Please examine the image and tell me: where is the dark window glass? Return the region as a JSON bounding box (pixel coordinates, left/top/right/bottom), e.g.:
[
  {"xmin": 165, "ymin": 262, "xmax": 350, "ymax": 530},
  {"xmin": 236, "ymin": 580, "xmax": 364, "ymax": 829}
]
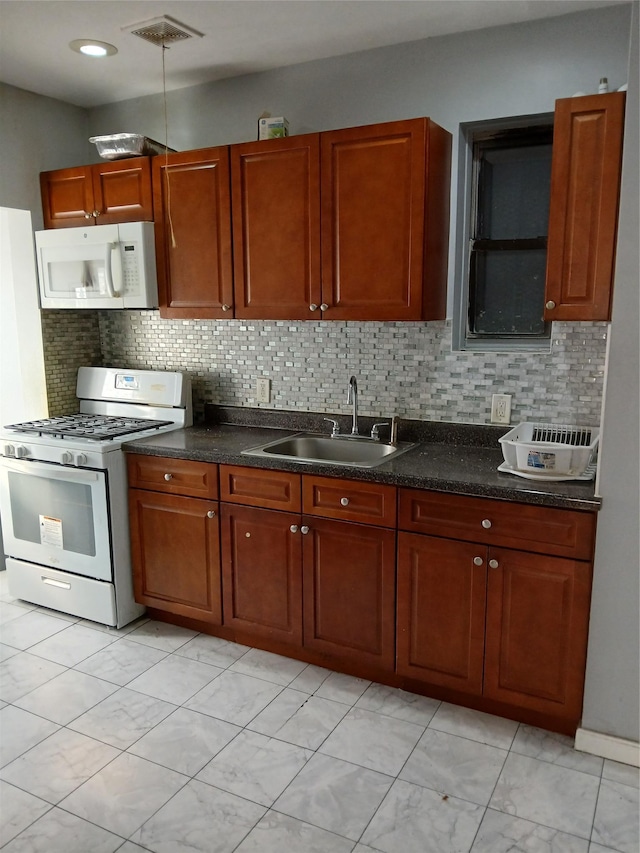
[{"xmin": 468, "ymin": 126, "xmax": 553, "ymax": 340}]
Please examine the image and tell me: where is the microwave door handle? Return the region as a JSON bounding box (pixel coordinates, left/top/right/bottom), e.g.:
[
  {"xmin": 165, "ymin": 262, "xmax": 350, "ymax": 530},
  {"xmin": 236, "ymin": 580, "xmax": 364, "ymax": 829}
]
[{"xmin": 104, "ymin": 242, "xmax": 118, "ymax": 298}]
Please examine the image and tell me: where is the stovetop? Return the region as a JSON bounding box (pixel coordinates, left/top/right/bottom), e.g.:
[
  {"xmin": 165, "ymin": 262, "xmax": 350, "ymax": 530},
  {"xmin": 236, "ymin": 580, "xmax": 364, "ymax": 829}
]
[{"xmin": 5, "ymin": 414, "xmax": 174, "ymax": 441}]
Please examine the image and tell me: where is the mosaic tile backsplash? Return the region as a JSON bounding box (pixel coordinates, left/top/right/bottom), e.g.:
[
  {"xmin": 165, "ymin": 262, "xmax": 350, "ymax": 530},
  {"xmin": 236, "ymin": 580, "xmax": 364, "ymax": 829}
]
[{"xmin": 40, "ymin": 310, "xmax": 607, "ymax": 427}]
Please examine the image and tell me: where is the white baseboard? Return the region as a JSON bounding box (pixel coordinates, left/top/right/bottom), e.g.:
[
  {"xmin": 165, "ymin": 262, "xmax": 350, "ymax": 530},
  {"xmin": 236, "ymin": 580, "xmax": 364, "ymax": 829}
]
[{"xmin": 575, "ymin": 727, "xmax": 640, "ymax": 767}]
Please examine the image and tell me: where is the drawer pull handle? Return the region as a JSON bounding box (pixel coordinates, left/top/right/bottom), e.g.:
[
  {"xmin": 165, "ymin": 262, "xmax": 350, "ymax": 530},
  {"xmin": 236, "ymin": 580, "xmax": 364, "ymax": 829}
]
[
  {"xmin": 300, "ymin": 525, "xmax": 310, "ymax": 535},
  {"xmin": 481, "ymin": 518, "xmax": 492, "ymax": 529},
  {"xmin": 473, "ymin": 557, "xmax": 484, "ymax": 566},
  {"xmin": 164, "ymin": 473, "xmax": 173, "ymax": 481},
  {"xmin": 42, "ymin": 577, "xmax": 71, "ymax": 589},
  {"xmin": 489, "ymin": 559, "xmax": 499, "ymax": 569},
  {"xmin": 340, "ymin": 497, "xmax": 350, "ymax": 507},
  {"xmin": 207, "ymin": 510, "xmax": 216, "ymax": 519},
  {"xmin": 290, "ymin": 525, "xmax": 299, "ymax": 533}
]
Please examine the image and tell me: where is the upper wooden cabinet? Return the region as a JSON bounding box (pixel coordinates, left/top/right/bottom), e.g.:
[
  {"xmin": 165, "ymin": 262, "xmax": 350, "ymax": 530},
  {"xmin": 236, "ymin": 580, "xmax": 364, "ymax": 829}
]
[
  {"xmin": 40, "ymin": 157, "xmax": 154, "ymax": 228},
  {"xmin": 148, "ymin": 119, "xmax": 451, "ymax": 320},
  {"xmin": 153, "ymin": 147, "xmax": 234, "ymax": 319},
  {"xmin": 231, "ymin": 135, "xmax": 322, "ymax": 320},
  {"xmin": 320, "ymin": 118, "xmax": 451, "ymax": 320},
  {"xmin": 545, "ymin": 92, "xmax": 626, "ymax": 321}
]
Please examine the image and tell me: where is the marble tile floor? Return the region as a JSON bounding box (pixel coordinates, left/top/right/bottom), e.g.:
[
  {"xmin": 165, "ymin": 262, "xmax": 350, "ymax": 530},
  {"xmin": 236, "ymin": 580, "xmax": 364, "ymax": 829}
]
[{"xmin": 0, "ymin": 574, "xmax": 638, "ymax": 853}]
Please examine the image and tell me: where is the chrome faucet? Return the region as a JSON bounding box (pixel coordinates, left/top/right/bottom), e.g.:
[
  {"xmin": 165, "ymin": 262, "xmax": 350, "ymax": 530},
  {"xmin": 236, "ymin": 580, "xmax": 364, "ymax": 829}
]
[{"xmin": 347, "ymin": 375, "xmax": 359, "ymax": 435}]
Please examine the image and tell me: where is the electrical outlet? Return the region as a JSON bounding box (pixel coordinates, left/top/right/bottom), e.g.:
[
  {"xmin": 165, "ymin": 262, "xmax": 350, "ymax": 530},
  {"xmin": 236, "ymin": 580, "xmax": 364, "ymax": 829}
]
[
  {"xmin": 256, "ymin": 377, "xmax": 271, "ymax": 404},
  {"xmin": 491, "ymin": 393, "xmax": 512, "ymax": 425}
]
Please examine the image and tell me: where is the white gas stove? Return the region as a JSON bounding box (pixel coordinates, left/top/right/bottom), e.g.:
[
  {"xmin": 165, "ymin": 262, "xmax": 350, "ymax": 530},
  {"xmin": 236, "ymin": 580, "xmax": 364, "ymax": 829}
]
[{"xmin": 0, "ymin": 367, "xmax": 192, "ymax": 628}]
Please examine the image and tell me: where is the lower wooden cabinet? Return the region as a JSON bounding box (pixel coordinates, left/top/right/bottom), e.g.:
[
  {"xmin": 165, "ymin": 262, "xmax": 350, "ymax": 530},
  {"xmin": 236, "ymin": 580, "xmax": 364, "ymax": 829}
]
[
  {"xmin": 484, "ymin": 546, "xmax": 592, "ymax": 721},
  {"xmin": 397, "ymin": 533, "xmax": 486, "ymax": 694},
  {"xmin": 302, "ymin": 516, "xmax": 396, "ymax": 671},
  {"xmin": 220, "ymin": 503, "xmax": 302, "ymax": 645},
  {"xmin": 397, "ymin": 530, "xmax": 593, "ymax": 722},
  {"xmin": 127, "ymin": 455, "xmax": 597, "ymax": 732},
  {"xmin": 128, "ymin": 488, "xmax": 222, "ymax": 624}
]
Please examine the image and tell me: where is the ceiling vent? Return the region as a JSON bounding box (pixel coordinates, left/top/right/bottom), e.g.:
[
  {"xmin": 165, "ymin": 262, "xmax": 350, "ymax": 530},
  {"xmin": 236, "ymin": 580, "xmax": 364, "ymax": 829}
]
[{"xmin": 123, "ymin": 15, "xmax": 204, "ymax": 47}]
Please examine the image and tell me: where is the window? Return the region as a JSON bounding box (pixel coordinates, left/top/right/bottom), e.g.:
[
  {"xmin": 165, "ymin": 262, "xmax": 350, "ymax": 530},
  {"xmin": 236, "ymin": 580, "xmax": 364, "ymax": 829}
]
[{"xmin": 454, "ymin": 118, "xmax": 554, "ymax": 351}]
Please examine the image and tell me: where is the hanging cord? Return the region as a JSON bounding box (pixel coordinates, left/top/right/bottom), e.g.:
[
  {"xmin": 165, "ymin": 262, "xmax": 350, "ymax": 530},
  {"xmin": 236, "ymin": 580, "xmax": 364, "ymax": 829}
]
[{"xmin": 162, "ymin": 41, "xmax": 177, "ymax": 248}]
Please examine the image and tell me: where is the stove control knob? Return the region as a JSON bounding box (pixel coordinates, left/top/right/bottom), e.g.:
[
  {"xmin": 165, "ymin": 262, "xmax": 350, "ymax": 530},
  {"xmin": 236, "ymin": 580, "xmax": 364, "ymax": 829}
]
[
  {"xmin": 61, "ymin": 451, "xmax": 73, "ymax": 464},
  {"xmin": 4, "ymin": 444, "xmax": 16, "ymax": 457},
  {"xmin": 14, "ymin": 445, "xmax": 29, "ymax": 459},
  {"xmin": 75, "ymin": 453, "xmax": 88, "ymax": 466}
]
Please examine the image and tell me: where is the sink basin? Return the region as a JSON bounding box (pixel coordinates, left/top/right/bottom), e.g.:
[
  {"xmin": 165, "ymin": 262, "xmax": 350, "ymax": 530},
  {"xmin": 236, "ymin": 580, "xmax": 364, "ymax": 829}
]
[{"xmin": 242, "ymin": 433, "xmax": 415, "ymax": 468}]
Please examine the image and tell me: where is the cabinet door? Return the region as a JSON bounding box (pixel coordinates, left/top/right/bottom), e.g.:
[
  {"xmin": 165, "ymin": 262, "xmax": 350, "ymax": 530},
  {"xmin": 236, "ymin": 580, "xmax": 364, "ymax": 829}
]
[
  {"xmin": 231, "ymin": 135, "xmax": 322, "ymax": 319},
  {"xmin": 93, "ymin": 157, "xmax": 153, "ymax": 224},
  {"xmin": 220, "ymin": 504, "xmax": 302, "ymax": 645},
  {"xmin": 484, "ymin": 547, "xmax": 592, "ymax": 721},
  {"xmin": 153, "ymin": 147, "xmax": 234, "ymax": 318},
  {"xmin": 129, "ymin": 489, "xmax": 222, "ymax": 624},
  {"xmin": 40, "ymin": 166, "xmax": 95, "ymax": 228},
  {"xmin": 303, "ymin": 517, "xmax": 396, "ymax": 671},
  {"xmin": 320, "ymin": 119, "xmax": 428, "ymax": 320},
  {"xmin": 397, "ymin": 532, "xmax": 486, "ymax": 694},
  {"xmin": 545, "ymin": 92, "xmax": 626, "ymax": 321}
]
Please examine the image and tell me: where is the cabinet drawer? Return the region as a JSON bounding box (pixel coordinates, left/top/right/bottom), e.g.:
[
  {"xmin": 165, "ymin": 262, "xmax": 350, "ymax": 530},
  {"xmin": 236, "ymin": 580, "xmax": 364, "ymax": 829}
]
[
  {"xmin": 220, "ymin": 465, "xmax": 301, "ymax": 511},
  {"xmin": 398, "ymin": 489, "xmax": 595, "ymax": 560},
  {"xmin": 127, "ymin": 454, "xmax": 218, "ymax": 499},
  {"xmin": 303, "ymin": 476, "xmax": 396, "ymax": 528}
]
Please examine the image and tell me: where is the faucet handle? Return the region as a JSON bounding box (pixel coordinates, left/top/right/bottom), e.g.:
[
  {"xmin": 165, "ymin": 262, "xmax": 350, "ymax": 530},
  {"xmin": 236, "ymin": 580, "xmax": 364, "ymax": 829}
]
[
  {"xmin": 370, "ymin": 422, "xmax": 390, "ymax": 441},
  {"xmin": 323, "ymin": 418, "xmax": 340, "ymax": 437}
]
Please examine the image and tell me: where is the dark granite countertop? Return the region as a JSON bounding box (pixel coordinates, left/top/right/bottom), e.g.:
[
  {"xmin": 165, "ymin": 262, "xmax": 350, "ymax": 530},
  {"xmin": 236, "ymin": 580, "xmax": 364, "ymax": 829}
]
[{"xmin": 123, "ymin": 408, "xmax": 601, "ymax": 512}]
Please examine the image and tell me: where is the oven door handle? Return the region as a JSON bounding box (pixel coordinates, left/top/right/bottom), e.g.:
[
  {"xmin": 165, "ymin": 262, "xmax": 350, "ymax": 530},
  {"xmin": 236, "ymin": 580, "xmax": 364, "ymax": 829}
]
[{"xmin": 1, "ymin": 457, "xmax": 102, "ymax": 483}]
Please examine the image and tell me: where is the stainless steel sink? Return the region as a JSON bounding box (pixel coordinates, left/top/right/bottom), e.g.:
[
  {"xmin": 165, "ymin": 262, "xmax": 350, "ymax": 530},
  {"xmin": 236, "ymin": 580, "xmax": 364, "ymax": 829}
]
[{"xmin": 242, "ymin": 433, "xmax": 415, "ymax": 468}]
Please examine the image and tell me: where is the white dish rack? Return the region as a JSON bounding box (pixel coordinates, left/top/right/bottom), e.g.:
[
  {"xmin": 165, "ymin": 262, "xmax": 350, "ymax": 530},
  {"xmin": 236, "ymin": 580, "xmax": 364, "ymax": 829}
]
[{"xmin": 499, "ymin": 422, "xmax": 599, "ymax": 481}]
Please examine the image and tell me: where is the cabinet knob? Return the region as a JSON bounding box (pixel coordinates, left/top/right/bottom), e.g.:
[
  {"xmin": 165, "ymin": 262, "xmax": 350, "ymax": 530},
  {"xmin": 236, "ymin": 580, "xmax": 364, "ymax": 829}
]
[
  {"xmin": 473, "ymin": 556, "xmax": 484, "ymax": 566},
  {"xmin": 221, "ymin": 304, "xmax": 231, "ymax": 312},
  {"xmin": 84, "ymin": 212, "xmax": 92, "ymax": 219},
  {"xmin": 207, "ymin": 510, "xmax": 216, "ymax": 519},
  {"xmin": 309, "ymin": 304, "xmax": 318, "ymax": 311},
  {"xmin": 300, "ymin": 525, "xmax": 310, "ymax": 535},
  {"xmin": 481, "ymin": 518, "xmax": 492, "ymax": 529},
  {"xmin": 290, "ymin": 525, "xmax": 299, "ymax": 533},
  {"xmin": 93, "ymin": 210, "xmax": 101, "ymax": 218},
  {"xmin": 164, "ymin": 473, "xmax": 173, "ymax": 481},
  {"xmin": 320, "ymin": 303, "xmax": 329, "ymax": 312},
  {"xmin": 340, "ymin": 497, "xmax": 350, "ymax": 507},
  {"xmin": 489, "ymin": 559, "xmax": 499, "ymax": 569},
  {"xmin": 245, "ymin": 532, "xmax": 251, "ymax": 538},
  {"xmin": 546, "ymin": 300, "xmax": 556, "ymax": 310}
]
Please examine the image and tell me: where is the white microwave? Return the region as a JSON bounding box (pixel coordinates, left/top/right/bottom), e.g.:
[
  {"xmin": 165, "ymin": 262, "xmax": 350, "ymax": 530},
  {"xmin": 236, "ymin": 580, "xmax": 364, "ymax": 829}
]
[{"xmin": 35, "ymin": 221, "xmax": 158, "ymax": 309}]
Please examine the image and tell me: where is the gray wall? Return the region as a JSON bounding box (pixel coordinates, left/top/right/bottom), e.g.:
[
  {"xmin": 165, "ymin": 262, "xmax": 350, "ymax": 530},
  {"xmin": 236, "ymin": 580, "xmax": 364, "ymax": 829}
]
[
  {"xmin": 0, "ymin": 83, "xmax": 92, "ymax": 230},
  {"xmin": 582, "ymin": 2, "xmax": 639, "ymax": 744}
]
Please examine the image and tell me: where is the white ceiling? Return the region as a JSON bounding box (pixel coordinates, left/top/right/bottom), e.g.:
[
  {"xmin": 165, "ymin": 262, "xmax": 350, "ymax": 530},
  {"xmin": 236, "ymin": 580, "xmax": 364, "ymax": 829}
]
[{"xmin": 0, "ymin": 0, "xmax": 627, "ymax": 108}]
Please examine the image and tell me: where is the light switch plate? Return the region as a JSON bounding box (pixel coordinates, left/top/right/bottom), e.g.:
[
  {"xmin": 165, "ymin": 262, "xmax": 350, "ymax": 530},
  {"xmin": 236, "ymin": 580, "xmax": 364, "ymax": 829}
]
[{"xmin": 256, "ymin": 377, "xmax": 271, "ymax": 404}]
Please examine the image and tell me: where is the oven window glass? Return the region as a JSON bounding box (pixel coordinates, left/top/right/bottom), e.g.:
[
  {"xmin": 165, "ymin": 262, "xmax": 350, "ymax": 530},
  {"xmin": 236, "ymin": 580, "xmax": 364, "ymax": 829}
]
[{"xmin": 8, "ymin": 472, "xmax": 97, "ymax": 556}]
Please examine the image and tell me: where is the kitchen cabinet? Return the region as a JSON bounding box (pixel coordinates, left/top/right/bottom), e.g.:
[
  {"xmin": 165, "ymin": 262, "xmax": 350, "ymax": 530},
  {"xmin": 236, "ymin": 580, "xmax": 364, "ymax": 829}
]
[
  {"xmin": 320, "ymin": 118, "xmax": 451, "ymax": 320},
  {"xmin": 219, "ymin": 466, "xmax": 396, "ymax": 669},
  {"xmin": 40, "ymin": 157, "xmax": 154, "ymax": 228},
  {"xmin": 545, "ymin": 91, "xmax": 626, "ymax": 321},
  {"xmin": 231, "ymin": 135, "xmax": 321, "ymax": 319},
  {"xmin": 153, "ymin": 147, "xmax": 234, "ymax": 319},
  {"xmin": 397, "ymin": 488, "xmax": 595, "ymax": 724},
  {"xmin": 220, "ymin": 466, "xmax": 302, "ymax": 645},
  {"xmin": 229, "ymin": 117, "xmax": 451, "ymax": 321},
  {"xmin": 127, "ymin": 455, "xmax": 222, "ymax": 624}
]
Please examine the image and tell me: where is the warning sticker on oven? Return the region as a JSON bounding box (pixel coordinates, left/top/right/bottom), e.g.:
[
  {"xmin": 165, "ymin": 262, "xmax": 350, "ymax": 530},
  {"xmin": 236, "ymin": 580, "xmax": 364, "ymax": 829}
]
[
  {"xmin": 40, "ymin": 515, "xmax": 63, "ymax": 549},
  {"xmin": 527, "ymin": 451, "xmax": 557, "ymax": 470}
]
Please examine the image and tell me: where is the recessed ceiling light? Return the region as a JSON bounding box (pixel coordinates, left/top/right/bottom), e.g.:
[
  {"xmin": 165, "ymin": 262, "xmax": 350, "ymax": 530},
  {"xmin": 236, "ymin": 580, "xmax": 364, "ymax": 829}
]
[{"xmin": 69, "ymin": 39, "xmax": 118, "ymax": 58}]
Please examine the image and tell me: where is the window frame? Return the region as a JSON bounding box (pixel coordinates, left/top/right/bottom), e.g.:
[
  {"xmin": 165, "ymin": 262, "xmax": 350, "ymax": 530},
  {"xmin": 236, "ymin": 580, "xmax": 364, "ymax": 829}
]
[{"xmin": 452, "ymin": 113, "xmax": 554, "ymax": 353}]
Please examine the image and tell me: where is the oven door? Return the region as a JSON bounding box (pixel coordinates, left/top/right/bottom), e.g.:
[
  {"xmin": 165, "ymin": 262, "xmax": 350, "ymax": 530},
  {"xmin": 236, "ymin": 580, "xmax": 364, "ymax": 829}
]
[{"xmin": 0, "ymin": 458, "xmax": 112, "ymax": 581}]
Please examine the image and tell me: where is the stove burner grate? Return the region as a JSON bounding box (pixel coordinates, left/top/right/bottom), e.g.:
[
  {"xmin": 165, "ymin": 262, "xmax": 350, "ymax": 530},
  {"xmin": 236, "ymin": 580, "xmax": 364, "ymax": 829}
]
[{"xmin": 5, "ymin": 414, "xmax": 174, "ymax": 441}]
